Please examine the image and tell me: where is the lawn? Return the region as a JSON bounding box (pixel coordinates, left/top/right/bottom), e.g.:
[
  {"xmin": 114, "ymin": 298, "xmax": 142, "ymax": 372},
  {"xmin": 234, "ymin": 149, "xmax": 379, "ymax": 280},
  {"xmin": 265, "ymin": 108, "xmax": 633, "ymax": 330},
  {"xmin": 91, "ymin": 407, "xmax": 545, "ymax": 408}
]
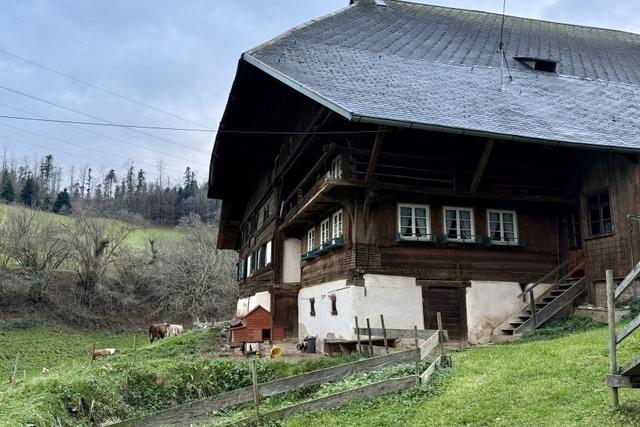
[
  {"xmin": 0, "ymin": 324, "xmax": 354, "ymax": 426},
  {"xmin": 282, "ymin": 319, "xmax": 640, "ymax": 427}
]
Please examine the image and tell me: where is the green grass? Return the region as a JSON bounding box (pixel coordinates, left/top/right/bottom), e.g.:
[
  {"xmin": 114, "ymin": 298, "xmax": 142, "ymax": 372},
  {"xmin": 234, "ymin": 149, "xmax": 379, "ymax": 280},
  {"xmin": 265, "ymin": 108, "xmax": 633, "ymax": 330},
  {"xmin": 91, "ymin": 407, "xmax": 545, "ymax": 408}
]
[
  {"xmin": 280, "ymin": 319, "xmax": 640, "ymax": 427},
  {"xmin": 0, "ymin": 324, "xmax": 355, "ymax": 427},
  {"xmin": 0, "ymin": 321, "xmax": 147, "ymax": 390},
  {"xmin": 0, "ymin": 203, "xmax": 183, "ymax": 249}
]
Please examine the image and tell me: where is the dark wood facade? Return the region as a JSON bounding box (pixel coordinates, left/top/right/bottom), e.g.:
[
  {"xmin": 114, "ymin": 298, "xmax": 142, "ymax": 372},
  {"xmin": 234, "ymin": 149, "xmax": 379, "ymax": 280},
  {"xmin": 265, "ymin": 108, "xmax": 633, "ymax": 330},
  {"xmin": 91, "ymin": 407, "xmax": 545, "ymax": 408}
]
[{"xmin": 211, "ymin": 64, "xmax": 640, "ymax": 311}]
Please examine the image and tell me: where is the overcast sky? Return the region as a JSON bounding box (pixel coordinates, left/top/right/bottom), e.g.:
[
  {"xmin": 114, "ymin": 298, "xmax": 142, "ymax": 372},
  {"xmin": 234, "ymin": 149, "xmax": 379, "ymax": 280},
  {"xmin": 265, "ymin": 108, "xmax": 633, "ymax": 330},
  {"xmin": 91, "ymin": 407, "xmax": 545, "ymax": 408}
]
[{"xmin": 1, "ymin": 0, "xmax": 639, "ymax": 184}]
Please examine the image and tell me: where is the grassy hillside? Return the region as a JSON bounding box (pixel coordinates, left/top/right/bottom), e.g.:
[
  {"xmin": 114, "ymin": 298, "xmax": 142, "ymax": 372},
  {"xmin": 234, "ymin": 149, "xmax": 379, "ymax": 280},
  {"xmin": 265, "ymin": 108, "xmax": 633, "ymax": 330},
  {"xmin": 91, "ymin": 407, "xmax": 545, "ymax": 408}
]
[
  {"xmin": 0, "ymin": 324, "xmax": 354, "ymax": 427},
  {"xmin": 282, "ymin": 319, "xmax": 640, "ymax": 426},
  {"xmin": 0, "ymin": 203, "xmax": 184, "ymax": 248}
]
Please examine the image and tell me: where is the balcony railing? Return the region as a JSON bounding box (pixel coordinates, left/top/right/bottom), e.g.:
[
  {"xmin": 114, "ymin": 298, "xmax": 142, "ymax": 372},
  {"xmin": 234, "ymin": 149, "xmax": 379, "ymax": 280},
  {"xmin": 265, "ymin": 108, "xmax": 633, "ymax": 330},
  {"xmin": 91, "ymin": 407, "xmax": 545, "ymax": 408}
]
[{"xmin": 301, "ymin": 236, "xmax": 344, "ymax": 260}]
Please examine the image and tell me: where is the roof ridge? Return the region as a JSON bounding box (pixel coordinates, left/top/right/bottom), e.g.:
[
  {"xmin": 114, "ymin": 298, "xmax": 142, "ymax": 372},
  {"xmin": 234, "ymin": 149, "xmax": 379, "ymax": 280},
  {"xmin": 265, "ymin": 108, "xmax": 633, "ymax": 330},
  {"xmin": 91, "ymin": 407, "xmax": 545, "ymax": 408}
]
[
  {"xmin": 387, "ymin": 0, "xmax": 640, "ymax": 38},
  {"xmin": 245, "ymin": 3, "xmax": 354, "ymax": 56}
]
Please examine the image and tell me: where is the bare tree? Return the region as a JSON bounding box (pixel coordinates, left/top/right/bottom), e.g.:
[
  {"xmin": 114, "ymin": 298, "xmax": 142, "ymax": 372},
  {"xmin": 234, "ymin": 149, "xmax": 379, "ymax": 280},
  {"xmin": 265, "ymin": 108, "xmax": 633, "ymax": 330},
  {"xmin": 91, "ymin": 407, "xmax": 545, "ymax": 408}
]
[
  {"xmin": 0, "ymin": 208, "xmax": 69, "ymax": 300},
  {"xmin": 159, "ymin": 214, "xmax": 237, "ymax": 321},
  {"xmin": 65, "ymin": 215, "xmax": 136, "ymax": 305}
]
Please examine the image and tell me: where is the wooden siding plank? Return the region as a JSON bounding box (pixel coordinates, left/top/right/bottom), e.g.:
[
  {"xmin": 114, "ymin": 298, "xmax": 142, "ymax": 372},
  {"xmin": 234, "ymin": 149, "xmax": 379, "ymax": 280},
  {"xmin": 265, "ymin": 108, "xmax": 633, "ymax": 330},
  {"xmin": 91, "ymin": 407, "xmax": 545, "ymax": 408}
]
[
  {"xmin": 420, "ymin": 355, "xmax": 442, "ymax": 384},
  {"xmin": 419, "ymin": 331, "xmax": 439, "ymax": 360}
]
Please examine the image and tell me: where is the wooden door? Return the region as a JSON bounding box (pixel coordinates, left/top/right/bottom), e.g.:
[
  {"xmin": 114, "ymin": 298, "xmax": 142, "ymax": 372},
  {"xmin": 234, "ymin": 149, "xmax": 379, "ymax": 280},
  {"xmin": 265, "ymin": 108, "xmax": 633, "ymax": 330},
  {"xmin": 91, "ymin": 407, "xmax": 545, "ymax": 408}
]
[
  {"xmin": 272, "ymin": 295, "xmax": 298, "ymax": 338},
  {"xmin": 423, "ymin": 286, "xmax": 467, "ymax": 342}
]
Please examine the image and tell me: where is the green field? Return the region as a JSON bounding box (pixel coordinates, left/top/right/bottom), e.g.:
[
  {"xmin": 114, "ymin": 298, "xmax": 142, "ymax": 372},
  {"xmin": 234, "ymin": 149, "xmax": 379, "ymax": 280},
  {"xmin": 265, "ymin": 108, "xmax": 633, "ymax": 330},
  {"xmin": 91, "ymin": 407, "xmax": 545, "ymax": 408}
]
[
  {"xmin": 0, "ymin": 203, "xmax": 184, "ymax": 249},
  {"xmin": 281, "ymin": 319, "xmax": 640, "ymax": 427}
]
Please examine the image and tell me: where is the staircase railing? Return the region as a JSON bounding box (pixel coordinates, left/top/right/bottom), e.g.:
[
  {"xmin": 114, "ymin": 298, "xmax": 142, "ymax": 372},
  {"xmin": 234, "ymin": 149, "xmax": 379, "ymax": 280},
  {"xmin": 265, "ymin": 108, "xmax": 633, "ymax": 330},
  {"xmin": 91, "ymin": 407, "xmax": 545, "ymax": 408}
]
[
  {"xmin": 517, "ymin": 252, "xmax": 585, "ymax": 328},
  {"xmin": 606, "ymin": 262, "xmax": 640, "ymax": 408}
]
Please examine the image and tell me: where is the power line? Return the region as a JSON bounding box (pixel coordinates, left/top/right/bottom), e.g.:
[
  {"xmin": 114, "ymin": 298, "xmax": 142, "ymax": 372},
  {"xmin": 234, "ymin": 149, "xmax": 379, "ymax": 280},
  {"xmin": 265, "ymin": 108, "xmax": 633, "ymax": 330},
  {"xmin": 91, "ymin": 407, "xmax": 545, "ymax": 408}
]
[
  {"xmin": 0, "ymin": 83, "xmax": 207, "ymax": 152},
  {"xmin": 0, "ymin": 114, "xmax": 388, "ymax": 135},
  {"xmin": 0, "ymin": 47, "xmax": 211, "ymax": 129},
  {"xmin": 0, "ymin": 124, "xmax": 186, "ymax": 175},
  {"xmin": 0, "ymin": 103, "xmax": 208, "ymax": 166}
]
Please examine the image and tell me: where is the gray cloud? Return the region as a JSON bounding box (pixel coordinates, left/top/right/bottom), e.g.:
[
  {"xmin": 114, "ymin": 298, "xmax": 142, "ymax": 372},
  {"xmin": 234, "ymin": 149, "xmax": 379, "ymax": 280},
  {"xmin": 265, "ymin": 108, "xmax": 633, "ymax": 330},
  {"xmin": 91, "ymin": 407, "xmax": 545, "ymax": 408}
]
[{"xmin": 0, "ymin": 0, "xmax": 637, "ymax": 182}]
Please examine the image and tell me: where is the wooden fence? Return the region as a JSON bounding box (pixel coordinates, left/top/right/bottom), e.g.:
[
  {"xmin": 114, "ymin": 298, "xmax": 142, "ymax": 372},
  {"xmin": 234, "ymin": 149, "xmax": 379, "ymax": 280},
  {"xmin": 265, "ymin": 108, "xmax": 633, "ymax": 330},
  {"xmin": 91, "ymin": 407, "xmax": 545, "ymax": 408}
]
[{"xmin": 110, "ymin": 325, "xmax": 446, "ymax": 426}]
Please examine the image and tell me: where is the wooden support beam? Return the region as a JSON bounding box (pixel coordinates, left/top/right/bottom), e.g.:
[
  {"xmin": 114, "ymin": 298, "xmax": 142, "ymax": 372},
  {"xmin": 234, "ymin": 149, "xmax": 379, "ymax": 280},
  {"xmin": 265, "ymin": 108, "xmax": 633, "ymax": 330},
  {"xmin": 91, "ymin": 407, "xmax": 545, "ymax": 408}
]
[
  {"xmin": 607, "ymin": 374, "xmax": 640, "ymax": 388},
  {"xmin": 365, "ymin": 126, "xmax": 384, "ymax": 182},
  {"xmin": 607, "ymin": 269, "xmax": 619, "ymax": 408},
  {"xmin": 470, "ymin": 138, "xmax": 495, "ymax": 192}
]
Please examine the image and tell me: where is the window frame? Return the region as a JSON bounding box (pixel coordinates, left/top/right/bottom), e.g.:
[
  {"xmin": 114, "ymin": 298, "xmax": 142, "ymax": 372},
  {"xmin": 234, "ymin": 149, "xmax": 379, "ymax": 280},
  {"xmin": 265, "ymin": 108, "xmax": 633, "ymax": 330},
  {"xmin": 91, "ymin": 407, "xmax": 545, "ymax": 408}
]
[
  {"xmin": 332, "ymin": 209, "xmax": 343, "ymax": 239},
  {"xmin": 329, "ymin": 294, "xmax": 338, "ymax": 316},
  {"xmin": 442, "ymin": 206, "xmax": 476, "ymax": 243},
  {"xmin": 246, "ymin": 254, "xmax": 253, "ymax": 276},
  {"xmin": 587, "ymin": 190, "xmax": 613, "ymax": 237},
  {"xmin": 265, "ymin": 241, "xmax": 272, "ymax": 265},
  {"xmin": 307, "ymin": 227, "xmax": 316, "ymax": 251},
  {"xmin": 330, "ymin": 156, "xmax": 342, "ymax": 179},
  {"xmin": 486, "ymin": 209, "xmax": 519, "ymax": 245},
  {"xmin": 320, "ymin": 218, "xmax": 330, "ymax": 244},
  {"xmin": 397, "ymin": 203, "xmax": 431, "ymax": 241}
]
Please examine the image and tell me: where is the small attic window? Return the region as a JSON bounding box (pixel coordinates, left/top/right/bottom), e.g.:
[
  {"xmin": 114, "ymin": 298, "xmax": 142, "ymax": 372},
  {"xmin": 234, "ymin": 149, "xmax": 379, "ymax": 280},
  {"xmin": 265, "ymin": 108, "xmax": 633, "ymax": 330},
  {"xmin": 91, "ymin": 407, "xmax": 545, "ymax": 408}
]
[{"xmin": 514, "ymin": 57, "xmax": 558, "ymax": 73}]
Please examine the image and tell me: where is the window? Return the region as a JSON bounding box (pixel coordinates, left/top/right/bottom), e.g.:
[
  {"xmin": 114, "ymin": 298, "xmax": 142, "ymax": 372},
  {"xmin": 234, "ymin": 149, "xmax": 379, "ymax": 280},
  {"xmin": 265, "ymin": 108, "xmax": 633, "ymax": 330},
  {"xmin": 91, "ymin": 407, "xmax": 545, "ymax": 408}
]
[
  {"xmin": 246, "ymin": 254, "xmax": 253, "ymax": 276},
  {"xmin": 330, "ymin": 156, "xmax": 342, "ymax": 179},
  {"xmin": 487, "ymin": 209, "xmax": 518, "ymax": 245},
  {"xmin": 588, "ymin": 191, "xmax": 612, "ymax": 236},
  {"xmin": 443, "ymin": 207, "xmax": 475, "ymax": 242},
  {"xmin": 397, "ymin": 204, "xmax": 431, "ymax": 240},
  {"xmin": 237, "ymin": 259, "xmax": 246, "ymax": 281},
  {"xmin": 307, "ymin": 227, "xmax": 316, "ymax": 251},
  {"xmin": 332, "ymin": 209, "xmax": 343, "ymax": 238},
  {"xmin": 567, "ymin": 212, "xmax": 582, "ymax": 248},
  {"xmin": 257, "ymin": 246, "xmax": 264, "ymax": 270},
  {"xmin": 329, "ymin": 294, "xmax": 337, "ymax": 316},
  {"xmin": 309, "ymin": 297, "xmax": 316, "ymax": 316},
  {"xmin": 320, "ymin": 218, "xmax": 330, "ymax": 244},
  {"xmin": 265, "ymin": 241, "xmax": 272, "ymax": 265}
]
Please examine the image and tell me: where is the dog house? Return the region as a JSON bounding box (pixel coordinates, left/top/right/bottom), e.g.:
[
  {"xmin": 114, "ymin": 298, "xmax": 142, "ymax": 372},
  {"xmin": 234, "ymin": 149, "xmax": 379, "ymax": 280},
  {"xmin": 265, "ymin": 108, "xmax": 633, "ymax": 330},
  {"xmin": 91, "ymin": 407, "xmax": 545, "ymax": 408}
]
[{"xmin": 230, "ymin": 305, "xmax": 285, "ymax": 344}]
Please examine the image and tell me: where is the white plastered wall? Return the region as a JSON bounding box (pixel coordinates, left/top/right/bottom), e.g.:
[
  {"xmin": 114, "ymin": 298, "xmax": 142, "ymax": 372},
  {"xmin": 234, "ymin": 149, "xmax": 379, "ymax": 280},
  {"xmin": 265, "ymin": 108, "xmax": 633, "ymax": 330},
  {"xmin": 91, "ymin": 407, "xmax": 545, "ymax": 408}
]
[
  {"xmin": 282, "ymin": 238, "xmax": 302, "ymax": 283},
  {"xmin": 297, "ymin": 274, "xmax": 424, "ymax": 351},
  {"xmin": 466, "ymin": 281, "xmax": 552, "ymax": 344},
  {"xmin": 236, "ymin": 291, "xmax": 271, "ymax": 316}
]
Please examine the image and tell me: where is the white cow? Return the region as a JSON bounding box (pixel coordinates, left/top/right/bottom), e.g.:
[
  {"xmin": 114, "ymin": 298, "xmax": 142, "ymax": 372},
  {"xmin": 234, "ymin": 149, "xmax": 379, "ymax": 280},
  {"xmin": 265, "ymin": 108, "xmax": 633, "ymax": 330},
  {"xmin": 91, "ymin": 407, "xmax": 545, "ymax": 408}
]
[{"xmin": 166, "ymin": 324, "xmax": 184, "ymax": 337}]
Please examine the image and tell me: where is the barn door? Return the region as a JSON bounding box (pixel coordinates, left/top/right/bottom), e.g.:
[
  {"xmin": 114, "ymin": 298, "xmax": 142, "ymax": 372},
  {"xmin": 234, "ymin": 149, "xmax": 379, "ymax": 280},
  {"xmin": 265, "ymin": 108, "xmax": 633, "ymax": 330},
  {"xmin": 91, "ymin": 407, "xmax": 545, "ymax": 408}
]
[
  {"xmin": 272, "ymin": 294, "xmax": 298, "ymax": 338},
  {"xmin": 422, "ymin": 286, "xmax": 467, "ymax": 342}
]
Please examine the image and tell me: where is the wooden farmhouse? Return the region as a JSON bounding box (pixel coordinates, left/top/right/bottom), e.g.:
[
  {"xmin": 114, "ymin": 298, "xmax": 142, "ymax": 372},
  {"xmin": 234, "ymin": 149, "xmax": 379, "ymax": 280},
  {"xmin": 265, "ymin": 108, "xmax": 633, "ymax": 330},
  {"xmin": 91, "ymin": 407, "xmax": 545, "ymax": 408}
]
[{"xmin": 208, "ymin": 0, "xmax": 640, "ymax": 350}]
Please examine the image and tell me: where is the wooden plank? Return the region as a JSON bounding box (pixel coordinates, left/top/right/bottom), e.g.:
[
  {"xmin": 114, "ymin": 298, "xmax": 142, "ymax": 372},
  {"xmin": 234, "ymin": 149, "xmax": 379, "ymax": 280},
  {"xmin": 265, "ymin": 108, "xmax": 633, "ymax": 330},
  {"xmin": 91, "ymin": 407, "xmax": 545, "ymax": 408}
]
[
  {"xmin": 108, "ymin": 349, "xmax": 416, "ymax": 427},
  {"xmin": 607, "ymin": 269, "xmax": 619, "ymax": 409},
  {"xmin": 614, "ymin": 261, "xmax": 640, "ymax": 300},
  {"xmin": 226, "ymin": 376, "xmax": 416, "ymax": 427},
  {"xmin": 620, "ymin": 355, "xmax": 640, "ymax": 377},
  {"xmin": 420, "ymin": 355, "xmax": 442, "ymax": 384},
  {"xmin": 606, "ymin": 374, "xmax": 640, "ymax": 388},
  {"xmin": 365, "ymin": 126, "xmax": 384, "ymax": 182},
  {"xmin": 470, "ymin": 138, "xmax": 494, "ymax": 192},
  {"xmin": 617, "ymin": 313, "xmax": 640, "ymax": 345},
  {"xmin": 354, "ymin": 328, "xmax": 439, "ymax": 340},
  {"xmin": 419, "ymin": 329, "xmax": 439, "ymax": 360}
]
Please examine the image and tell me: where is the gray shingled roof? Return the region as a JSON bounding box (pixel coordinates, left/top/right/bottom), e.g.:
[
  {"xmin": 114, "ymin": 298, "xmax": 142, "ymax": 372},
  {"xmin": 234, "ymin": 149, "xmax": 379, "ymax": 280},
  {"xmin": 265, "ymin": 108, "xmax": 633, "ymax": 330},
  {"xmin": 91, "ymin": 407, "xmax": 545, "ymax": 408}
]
[{"xmin": 243, "ymin": 0, "xmax": 640, "ymax": 151}]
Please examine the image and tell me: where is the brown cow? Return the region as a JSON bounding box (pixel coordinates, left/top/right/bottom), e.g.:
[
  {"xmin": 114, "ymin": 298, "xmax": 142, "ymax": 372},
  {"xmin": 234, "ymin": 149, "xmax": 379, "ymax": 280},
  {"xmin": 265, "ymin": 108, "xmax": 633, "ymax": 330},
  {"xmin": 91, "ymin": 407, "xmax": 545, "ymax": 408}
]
[{"xmin": 149, "ymin": 323, "xmax": 169, "ymax": 343}]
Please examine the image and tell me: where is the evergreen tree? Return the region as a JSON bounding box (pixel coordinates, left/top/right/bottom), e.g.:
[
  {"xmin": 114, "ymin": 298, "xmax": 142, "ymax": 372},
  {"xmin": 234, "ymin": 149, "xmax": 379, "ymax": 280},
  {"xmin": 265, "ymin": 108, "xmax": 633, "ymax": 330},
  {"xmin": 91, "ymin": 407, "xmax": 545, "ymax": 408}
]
[
  {"xmin": 0, "ymin": 171, "xmax": 15, "ymax": 203},
  {"xmin": 20, "ymin": 176, "xmax": 39, "ymax": 207},
  {"xmin": 52, "ymin": 188, "xmax": 72, "ymax": 214}
]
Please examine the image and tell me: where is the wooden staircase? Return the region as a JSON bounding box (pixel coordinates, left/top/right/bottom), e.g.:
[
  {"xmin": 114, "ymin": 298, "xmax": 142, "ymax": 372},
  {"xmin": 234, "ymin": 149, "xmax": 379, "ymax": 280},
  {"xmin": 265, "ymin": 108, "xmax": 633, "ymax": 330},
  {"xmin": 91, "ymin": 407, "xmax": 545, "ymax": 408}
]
[{"xmin": 493, "ymin": 256, "xmax": 586, "ymax": 341}]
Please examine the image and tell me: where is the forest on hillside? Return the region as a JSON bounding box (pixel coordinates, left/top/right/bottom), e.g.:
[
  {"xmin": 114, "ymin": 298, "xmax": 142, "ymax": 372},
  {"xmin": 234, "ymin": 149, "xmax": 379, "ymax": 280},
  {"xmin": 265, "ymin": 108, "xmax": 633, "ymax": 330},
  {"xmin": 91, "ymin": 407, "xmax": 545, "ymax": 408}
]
[{"xmin": 0, "ymin": 152, "xmax": 219, "ymax": 224}]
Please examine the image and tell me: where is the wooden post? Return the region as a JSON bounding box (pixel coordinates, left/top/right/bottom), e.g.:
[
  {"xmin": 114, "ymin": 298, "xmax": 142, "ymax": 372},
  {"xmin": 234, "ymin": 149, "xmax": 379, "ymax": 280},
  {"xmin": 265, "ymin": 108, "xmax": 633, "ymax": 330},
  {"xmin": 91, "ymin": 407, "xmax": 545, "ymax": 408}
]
[
  {"xmin": 133, "ymin": 334, "xmax": 137, "ymax": 351},
  {"xmin": 380, "ymin": 314, "xmax": 389, "ymax": 354},
  {"xmin": 414, "ymin": 325, "xmax": 420, "ymax": 383},
  {"xmin": 607, "ymin": 269, "xmax": 619, "ymax": 408},
  {"xmin": 436, "ymin": 312, "xmax": 445, "ymax": 359},
  {"xmin": 366, "ymin": 318, "xmax": 373, "ymax": 355},
  {"xmin": 355, "ymin": 316, "xmax": 361, "ymax": 355},
  {"xmin": 251, "ymin": 359, "xmax": 260, "ymax": 417},
  {"xmin": 529, "ymin": 290, "xmax": 537, "ymax": 328},
  {"xmin": 10, "ymin": 353, "xmax": 19, "ymax": 388},
  {"xmin": 91, "ymin": 343, "xmax": 96, "ymax": 363}
]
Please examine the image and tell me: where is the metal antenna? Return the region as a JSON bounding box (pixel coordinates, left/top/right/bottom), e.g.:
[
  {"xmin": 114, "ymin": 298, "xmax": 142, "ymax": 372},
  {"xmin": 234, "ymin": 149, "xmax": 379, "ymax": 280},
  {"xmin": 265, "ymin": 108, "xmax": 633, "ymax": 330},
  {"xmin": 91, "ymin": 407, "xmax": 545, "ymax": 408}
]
[{"xmin": 498, "ymin": 0, "xmax": 510, "ymax": 91}]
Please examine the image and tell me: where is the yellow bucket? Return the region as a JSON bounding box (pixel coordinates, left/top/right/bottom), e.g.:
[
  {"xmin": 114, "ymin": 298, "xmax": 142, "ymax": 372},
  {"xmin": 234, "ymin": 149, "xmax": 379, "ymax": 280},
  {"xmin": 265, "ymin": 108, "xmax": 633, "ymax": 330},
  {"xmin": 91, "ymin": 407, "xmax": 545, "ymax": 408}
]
[{"xmin": 270, "ymin": 345, "xmax": 283, "ymax": 358}]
